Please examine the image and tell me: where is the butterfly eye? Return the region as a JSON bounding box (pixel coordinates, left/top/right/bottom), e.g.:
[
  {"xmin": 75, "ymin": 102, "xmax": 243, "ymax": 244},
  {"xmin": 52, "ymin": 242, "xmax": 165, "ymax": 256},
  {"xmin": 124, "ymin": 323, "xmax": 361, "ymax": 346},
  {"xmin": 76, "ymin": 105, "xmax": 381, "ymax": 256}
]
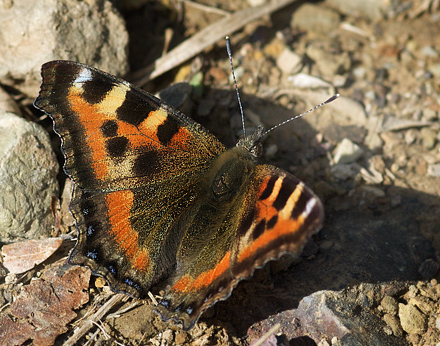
[{"xmin": 250, "ymin": 142, "xmax": 263, "ymax": 158}]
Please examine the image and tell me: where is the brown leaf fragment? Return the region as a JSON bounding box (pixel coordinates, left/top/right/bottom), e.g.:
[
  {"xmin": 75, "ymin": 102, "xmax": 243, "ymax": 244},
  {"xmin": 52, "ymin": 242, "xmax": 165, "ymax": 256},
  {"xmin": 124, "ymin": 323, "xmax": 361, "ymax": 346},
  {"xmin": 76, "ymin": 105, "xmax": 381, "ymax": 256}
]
[
  {"xmin": 0, "ymin": 314, "xmax": 35, "ymax": 346},
  {"xmin": 0, "ymin": 260, "xmax": 90, "ymax": 346},
  {"xmin": 2, "ymin": 238, "xmax": 63, "ymax": 274}
]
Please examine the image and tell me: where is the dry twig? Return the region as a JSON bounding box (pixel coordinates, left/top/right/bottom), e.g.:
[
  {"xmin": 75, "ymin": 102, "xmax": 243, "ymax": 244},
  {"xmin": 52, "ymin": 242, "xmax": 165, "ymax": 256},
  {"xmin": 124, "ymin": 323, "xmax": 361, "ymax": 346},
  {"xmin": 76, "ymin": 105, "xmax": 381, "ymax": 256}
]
[
  {"xmin": 130, "ymin": 0, "xmax": 298, "ymax": 85},
  {"xmin": 64, "ymin": 293, "xmax": 127, "ymax": 346}
]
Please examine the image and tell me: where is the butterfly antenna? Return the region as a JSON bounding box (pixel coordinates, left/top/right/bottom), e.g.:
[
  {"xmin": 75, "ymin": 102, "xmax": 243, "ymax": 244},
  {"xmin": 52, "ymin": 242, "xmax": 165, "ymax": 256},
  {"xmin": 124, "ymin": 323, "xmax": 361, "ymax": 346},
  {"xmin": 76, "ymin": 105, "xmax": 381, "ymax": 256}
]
[
  {"xmin": 263, "ymin": 94, "xmax": 340, "ymax": 137},
  {"xmin": 226, "ymin": 36, "xmax": 246, "ymax": 137}
]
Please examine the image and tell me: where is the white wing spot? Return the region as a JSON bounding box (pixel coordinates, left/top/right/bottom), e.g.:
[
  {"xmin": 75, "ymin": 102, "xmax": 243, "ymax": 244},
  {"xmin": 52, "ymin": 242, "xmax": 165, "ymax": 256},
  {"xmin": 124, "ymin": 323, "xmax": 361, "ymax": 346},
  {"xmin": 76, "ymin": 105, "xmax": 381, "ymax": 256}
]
[
  {"xmin": 302, "ymin": 198, "xmax": 317, "ymax": 218},
  {"xmin": 74, "ymin": 68, "xmax": 93, "ymax": 84}
]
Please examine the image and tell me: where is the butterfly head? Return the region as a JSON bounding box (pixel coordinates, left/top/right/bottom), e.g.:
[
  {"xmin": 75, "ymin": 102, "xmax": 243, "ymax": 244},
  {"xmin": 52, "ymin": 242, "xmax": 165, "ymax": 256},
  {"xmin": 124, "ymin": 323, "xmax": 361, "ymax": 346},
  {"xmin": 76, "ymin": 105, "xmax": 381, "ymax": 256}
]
[{"xmin": 236, "ymin": 125, "xmax": 264, "ymax": 159}]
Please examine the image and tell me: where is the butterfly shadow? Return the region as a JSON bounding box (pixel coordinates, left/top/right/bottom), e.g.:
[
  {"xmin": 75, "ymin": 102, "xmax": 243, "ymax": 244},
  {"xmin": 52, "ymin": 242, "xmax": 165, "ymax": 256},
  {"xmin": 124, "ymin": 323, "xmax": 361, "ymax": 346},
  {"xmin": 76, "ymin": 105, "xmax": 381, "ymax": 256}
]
[{"xmin": 208, "ymin": 183, "xmax": 439, "ymax": 344}]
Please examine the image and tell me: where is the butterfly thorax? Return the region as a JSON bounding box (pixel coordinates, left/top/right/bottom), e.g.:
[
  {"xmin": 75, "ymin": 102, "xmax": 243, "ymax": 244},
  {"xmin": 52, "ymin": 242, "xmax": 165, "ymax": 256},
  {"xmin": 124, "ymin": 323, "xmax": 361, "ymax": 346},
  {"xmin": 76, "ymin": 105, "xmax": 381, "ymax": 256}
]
[
  {"xmin": 201, "ymin": 126, "xmax": 266, "ymax": 206},
  {"xmin": 205, "ymin": 145, "xmax": 256, "ymax": 203}
]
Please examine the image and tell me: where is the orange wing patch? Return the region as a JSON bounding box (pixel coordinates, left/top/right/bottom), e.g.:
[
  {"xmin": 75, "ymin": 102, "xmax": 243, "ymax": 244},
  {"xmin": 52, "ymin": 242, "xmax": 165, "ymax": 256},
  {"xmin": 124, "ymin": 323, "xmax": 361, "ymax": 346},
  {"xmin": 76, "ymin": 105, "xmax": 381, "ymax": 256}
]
[
  {"xmin": 106, "ymin": 189, "xmax": 151, "ymax": 272},
  {"xmin": 137, "ymin": 109, "xmax": 191, "ymax": 151},
  {"xmin": 238, "ymin": 177, "xmax": 309, "ymax": 263},
  {"xmin": 172, "ymin": 251, "xmax": 231, "ymax": 292},
  {"xmin": 67, "ymin": 84, "xmax": 122, "ymax": 180}
]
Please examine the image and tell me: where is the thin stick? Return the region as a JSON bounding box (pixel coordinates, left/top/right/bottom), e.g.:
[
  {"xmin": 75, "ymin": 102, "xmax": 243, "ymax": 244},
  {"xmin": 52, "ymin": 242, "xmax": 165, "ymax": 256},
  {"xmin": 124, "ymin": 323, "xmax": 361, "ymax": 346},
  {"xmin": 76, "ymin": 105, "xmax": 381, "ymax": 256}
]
[
  {"xmin": 180, "ymin": 0, "xmax": 231, "ymax": 15},
  {"xmin": 64, "ymin": 293, "xmax": 127, "ymax": 346},
  {"xmin": 250, "ymin": 323, "xmax": 281, "ymax": 346}
]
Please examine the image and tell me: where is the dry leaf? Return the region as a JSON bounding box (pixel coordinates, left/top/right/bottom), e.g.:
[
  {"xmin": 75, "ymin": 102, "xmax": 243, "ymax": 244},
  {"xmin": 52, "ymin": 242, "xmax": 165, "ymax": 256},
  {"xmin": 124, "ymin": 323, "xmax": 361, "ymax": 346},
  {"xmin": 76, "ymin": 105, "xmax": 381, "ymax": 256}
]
[
  {"xmin": 2, "ymin": 238, "xmax": 63, "ymax": 274},
  {"xmin": 0, "ymin": 259, "xmax": 90, "ymax": 346}
]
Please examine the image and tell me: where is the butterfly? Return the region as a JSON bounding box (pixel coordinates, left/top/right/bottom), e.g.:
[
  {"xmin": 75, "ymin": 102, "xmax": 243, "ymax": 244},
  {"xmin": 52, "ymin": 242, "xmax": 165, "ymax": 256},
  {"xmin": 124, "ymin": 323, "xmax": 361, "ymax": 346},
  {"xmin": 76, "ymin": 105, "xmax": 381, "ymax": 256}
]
[{"xmin": 34, "ymin": 60, "xmax": 325, "ymax": 330}]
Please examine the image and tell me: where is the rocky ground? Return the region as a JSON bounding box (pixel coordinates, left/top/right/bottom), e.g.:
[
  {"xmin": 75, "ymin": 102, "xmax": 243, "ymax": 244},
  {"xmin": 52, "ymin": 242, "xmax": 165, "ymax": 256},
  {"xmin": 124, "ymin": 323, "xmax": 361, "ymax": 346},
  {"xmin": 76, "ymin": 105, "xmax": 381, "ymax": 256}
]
[{"xmin": 0, "ymin": 0, "xmax": 439, "ymax": 345}]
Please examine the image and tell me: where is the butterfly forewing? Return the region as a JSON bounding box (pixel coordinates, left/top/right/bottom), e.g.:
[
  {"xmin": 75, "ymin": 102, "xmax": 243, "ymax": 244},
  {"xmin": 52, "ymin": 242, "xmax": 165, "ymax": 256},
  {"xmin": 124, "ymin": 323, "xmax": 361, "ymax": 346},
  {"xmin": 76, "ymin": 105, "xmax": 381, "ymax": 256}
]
[
  {"xmin": 34, "ymin": 61, "xmax": 227, "ymax": 296},
  {"xmin": 34, "ymin": 61, "xmax": 226, "ymax": 191}
]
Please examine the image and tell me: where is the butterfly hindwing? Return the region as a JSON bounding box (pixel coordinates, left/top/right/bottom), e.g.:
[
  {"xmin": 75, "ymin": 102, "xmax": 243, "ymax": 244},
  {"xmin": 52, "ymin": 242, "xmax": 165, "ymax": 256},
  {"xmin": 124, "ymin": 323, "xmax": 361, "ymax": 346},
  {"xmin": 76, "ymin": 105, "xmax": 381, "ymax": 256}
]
[{"xmin": 155, "ymin": 152, "xmax": 323, "ymax": 329}]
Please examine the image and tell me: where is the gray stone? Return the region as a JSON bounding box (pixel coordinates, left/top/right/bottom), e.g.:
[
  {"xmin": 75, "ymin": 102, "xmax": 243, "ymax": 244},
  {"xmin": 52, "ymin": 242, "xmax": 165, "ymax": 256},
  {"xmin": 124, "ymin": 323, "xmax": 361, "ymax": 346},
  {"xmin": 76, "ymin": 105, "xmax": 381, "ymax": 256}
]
[
  {"xmin": 247, "ymin": 0, "xmax": 266, "ymax": 6},
  {"xmin": 0, "ymin": 87, "xmax": 20, "ymax": 114},
  {"xmin": 330, "ymin": 163, "xmax": 359, "ymax": 180},
  {"xmin": 302, "ymin": 93, "xmax": 367, "ymax": 130},
  {"xmin": 421, "ymin": 46, "xmax": 439, "ymax": 58},
  {"xmin": 291, "ymin": 4, "xmax": 340, "ymax": 36},
  {"xmin": 408, "ymin": 296, "xmax": 434, "ymax": 316},
  {"xmin": 0, "ymin": 0, "xmax": 128, "ymax": 97},
  {"xmin": 0, "ymin": 111, "xmax": 58, "ymax": 242},
  {"xmin": 420, "ymin": 127, "xmax": 437, "ymax": 149},
  {"xmin": 428, "ymin": 163, "xmax": 440, "ymax": 177},
  {"xmin": 429, "ymin": 63, "xmax": 440, "ymax": 78},
  {"xmin": 285, "ymin": 286, "xmax": 409, "ymax": 345},
  {"xmin": 322, "ymin": 124, "xmax": 367, "ymax": 145},
  {"xmin": 404, "ymin": 129, "xmax": 418, "ymax": 145},
  {"xmin": 327, "ymin": 0, "xmax": 393, "ymax": 21},
  {"xmin": 113, "ymin": 303, "xmax": 158, "ymax": 340},
  {"xmin": 306, "ymin": 44, "xmax": 351, "ymax": 78},
  {"xmin": 422, "ymin": 108, "xmax": 438, "ymax": 122},
  {"xmin": 288, "ymin": 73, "xmax": 333, "ymax": 89},
  {"xmin": 364, "ymin": 131, "xmax": 383, "ymax": 152}
]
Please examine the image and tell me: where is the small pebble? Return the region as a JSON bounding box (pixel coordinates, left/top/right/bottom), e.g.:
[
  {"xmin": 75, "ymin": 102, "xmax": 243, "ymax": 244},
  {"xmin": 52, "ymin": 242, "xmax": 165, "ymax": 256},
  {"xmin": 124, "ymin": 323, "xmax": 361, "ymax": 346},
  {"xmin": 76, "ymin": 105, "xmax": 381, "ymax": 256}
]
[
  {"xmin": 421, "ymin": 45, "xmax": 439, "ymax": 58},
  {"xmin": 276, "ymin": 48, "xmax": 301, "ymax": 74},
  {"xmin": 383, "ymin": 313, "xmax": 403, "ymax": 336},
  {"xmin": 420, "ymin": 127, "xmax": 437, "ymax": 149},
  {"xmin": 381, "ymin": 296, "xmax": 398, "ymax": 315},
  {"xmin": 333, "ymin": 138, "xmax": 364, "ymax": 164},
  {"xmin": 427, "ymin": 164, "xmax": 440, "ymax": 177}
]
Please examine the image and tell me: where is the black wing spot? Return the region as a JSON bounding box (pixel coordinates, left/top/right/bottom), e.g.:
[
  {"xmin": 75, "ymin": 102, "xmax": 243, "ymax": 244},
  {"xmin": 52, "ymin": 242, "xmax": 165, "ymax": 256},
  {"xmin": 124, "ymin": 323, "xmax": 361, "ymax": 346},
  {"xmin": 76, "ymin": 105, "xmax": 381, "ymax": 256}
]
[
  {"xmin": 133, "ymin": 150, "xmax": 159, "ymax": 176},
  {"xmin": 106, "ymin": 136, "xmax": 129, "ymax": 157},
  {"xmin": 80, "ymin": 195, "xmax": 98, "ymax": 217},
  {"xmin": 82, "ymin": 79, "xmax": 115, "ymax": 104},
  {"xmin": 290, "ymin": 190, "xmax": 309, "ymax": 219},
  {"xmin": 238, "ymin": 208, "xmax": 256, "ymax": 236},
  {"xmin": 117, "ymin": 91, "xmax": 155, "ymax": 126},
  {"xmin": 267, "ymin": 215, "xmax": 278, "ymax": 230},
  {"xmin": 253, "ymin": 219, "xmax": 266, "ymax": 240},
  {"xmin": 101, "ymin": 120, "xmax": 118, "ymax": 138},
  {"xmin": 259, "ymin": 175, "xmax": 277, "ymax": 200},
  {"xmin": 157, "ymin": 117, "xmax": 180, "ymax": 146},
  {"xmin": 273, "ymin": 179, "xmax": 297, "ymax": 211}
]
